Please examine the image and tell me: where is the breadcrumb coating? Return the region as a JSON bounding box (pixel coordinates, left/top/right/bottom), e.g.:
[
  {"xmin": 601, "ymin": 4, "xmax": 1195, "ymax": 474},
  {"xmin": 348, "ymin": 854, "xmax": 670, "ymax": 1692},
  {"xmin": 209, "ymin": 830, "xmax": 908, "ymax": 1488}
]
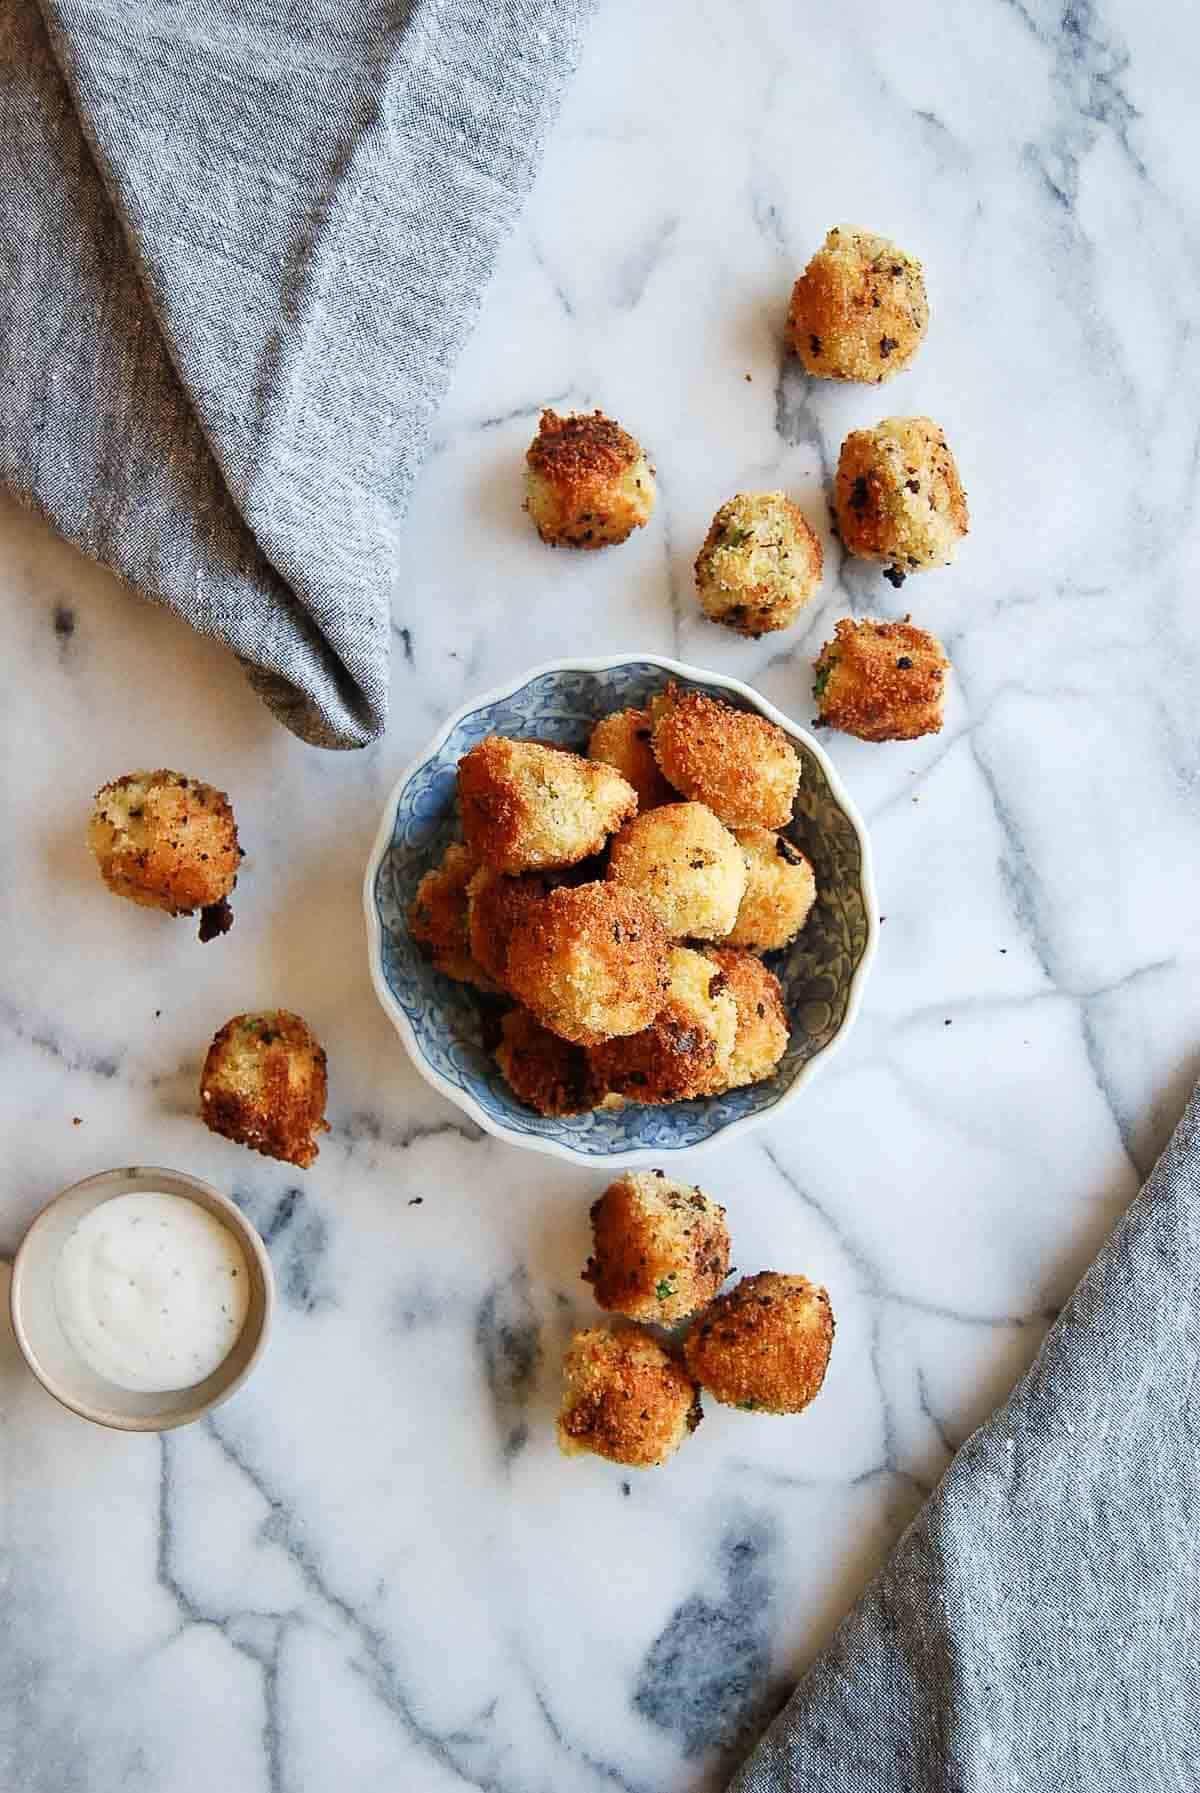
[
  {"xmin": 834, "ymin": 416, "xmax": 968, "ymax": 584},
  {"xmin": 726, "ymin": 827, "xmax": 816, "ymax": 952},
  {"xmin": 694, "ymin": 492, "xmax": 822, "ymax": 636},
  {"xmin": 524, "ymin": 409, "xmax": 656, "ymax": 548},
  {"xmin": 588, "ymin": 946, "xmax": 737, "ymax": 1103},
  {"xmin": 458, "ymin": 735, "xmax": 637, "ymax": 874},
  {"xmin": 89, "ymin": 769, "xmax": 241, "ymax": 941},
  {"xmin": 494, "ymin": 1006, "xmax": 601, "ymax": 1116},
  {"xmin": 201, "ymin": 1010, "xmax": 329, "ymax": 1169},
  {"xmin": 607, "ymin": 802, "xmax": 745, "ymax": 940},
  {"xmin": 705, "ymin": 948, "xmax": 790, "ymax": 1089},
  {"xmin": 558, "ymin": 1327, "xmax": 702, "ymax": 1467},
  {"xmin": 505, "ymin": 882, "xmax": 671, "ymax": 1046},
  {"xmin": 788, "ymin": 227, "xmax": 928, "ymax": 383},
  {"xmin": 408, "ymin": 843, "xmax": 500, "ymax": 990},
  {"xmin": 683, "ymin": 1272, "xmax": 834, "ymax": 1414},
  {"xmin": 588, "ymin": 708, "xmax": 676, "ymax": 810},
  {"xmin": 583, "ymin": 1170, "xmax": 730, "ymax": 1325},
  {"xmin": 651, "ymin": 686, "xmax": 800, "ymax": 830},
  {"xmin": 814, "ymin": 616, "xmax": 949, "ymax": 742}
]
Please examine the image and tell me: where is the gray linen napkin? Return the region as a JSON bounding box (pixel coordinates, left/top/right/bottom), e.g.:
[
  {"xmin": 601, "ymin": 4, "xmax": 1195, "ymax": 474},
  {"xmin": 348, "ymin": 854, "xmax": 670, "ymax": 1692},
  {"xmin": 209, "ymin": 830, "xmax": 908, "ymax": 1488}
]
[
  {"xmin": 731, "ymin": 1080, "xmax": 1200, "ymax": 1792},
  {"xmin": 0, "ymin": 0, "xmax": 594, "ymax": 748}
]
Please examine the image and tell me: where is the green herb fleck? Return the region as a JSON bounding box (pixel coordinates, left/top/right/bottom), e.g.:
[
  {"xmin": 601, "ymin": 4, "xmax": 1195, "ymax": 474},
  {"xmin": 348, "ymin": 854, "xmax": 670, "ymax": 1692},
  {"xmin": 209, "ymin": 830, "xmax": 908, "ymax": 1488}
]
[
  {"xmin": 738, "ymin": 1398, "xmax": 758, "ymax": 1411},
  {"xmin": 813, "ymin": 659, "xmax": 836, "ymax": 701},
  {"xmin": 655, "ymin": 1275, "xmax": 677, "ymax": 1302},
  {"xmin": 721, "ymin": 526, "xmax": 753, "ymax": 549}
]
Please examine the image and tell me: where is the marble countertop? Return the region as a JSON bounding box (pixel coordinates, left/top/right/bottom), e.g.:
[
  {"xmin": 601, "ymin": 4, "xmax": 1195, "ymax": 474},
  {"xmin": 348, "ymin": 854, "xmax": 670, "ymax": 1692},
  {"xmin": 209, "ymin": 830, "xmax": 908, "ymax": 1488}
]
[{"xmin": 4, "ymin": 1, "xmax": 1199, "ymax": 1788}]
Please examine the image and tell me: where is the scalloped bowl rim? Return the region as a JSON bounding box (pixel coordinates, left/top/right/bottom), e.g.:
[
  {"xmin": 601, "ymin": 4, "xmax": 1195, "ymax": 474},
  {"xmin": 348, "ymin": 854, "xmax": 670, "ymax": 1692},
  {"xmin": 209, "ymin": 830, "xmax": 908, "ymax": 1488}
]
[{"xmin": 363, "ymin": 653, "xmax": 878, "ymax": 1168}]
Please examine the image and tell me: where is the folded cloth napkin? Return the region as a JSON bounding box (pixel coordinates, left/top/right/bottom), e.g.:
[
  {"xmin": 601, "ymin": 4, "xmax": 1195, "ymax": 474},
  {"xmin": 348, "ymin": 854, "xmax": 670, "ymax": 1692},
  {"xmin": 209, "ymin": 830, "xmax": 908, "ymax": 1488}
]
[
  {"xmin": 0, "ymin": 0, "xmax": 594, "ymax": 748},
  {"xmin": 731, "ymin": 1081, "xmax": 1200, "ymax": 1793}
]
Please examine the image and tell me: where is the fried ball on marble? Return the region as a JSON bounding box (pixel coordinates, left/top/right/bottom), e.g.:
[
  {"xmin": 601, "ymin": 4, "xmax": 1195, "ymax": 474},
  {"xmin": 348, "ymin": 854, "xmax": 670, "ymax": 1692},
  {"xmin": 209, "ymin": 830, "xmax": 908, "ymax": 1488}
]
[
  {"xmin": 814, "ymin": 616, "xmax": 949, "ymax": 742},
  {"xmin": 834, "ymin": 417, "xmax": 968, "ymax": 584},
  {"xmin": 505, "ymin": 883, "xmax": 670, "ymax": 1046},
  {"xmin": 524, "ymin": 409, "xmax": 656, "ymax": 549},
  {"xmin": 587, "ymin": 708, "xmax": 675, "ymax": 810},
  {"xmin": 88, "ymin": 769, "xmax": 241, "ymax": 941},
  {"xmin": 557, "ymin": 1327, "xmax": 702, "ymax": 1467},
  {"xmin": 200, "ymin": 1010, "xmax": 329, "ymax": 1169},
  {"xmin": 607, "ymin": 802, "xmax": 746, "ymax": 941},
  {"xmin": 458, "ymin": 736, "xmax": 637, "ymax": 876},
  {"xmin": 694, "ymin": 492, "xmax": 823, "ymax": 637},
  {"xmin": 726, "ymin": 827, "xmax": 816, "ymax": 952},
  {"xmin": 787, "ymin": 226, "xmax": 928, "ymax": 383},
  {"xmin": 408, "ymin": 842, "xmax": 500, "ymax": 991},
  {"xmin": 651, "ymin": 686, "xmax": 800, "ymax": 831},
  {"xmin": 683, "ymin": 1272, "xmax": 834, "ymax": 1414},
  {"xmin": 583, "ymin": 1170, "xmax": 731, "ymax": 1326},
  {"xmin": 465, "ymin": 865, "xmax": 551, "ymax": 988},
  {"xmin": 494, "ymin": 1006, "xmax": 601, "ymax": 1117},
  {"xmin": 588, "ymin": 946, "xmax": 737, "ymax": 1104},
  {"xmin": 705, "ymin": 948, "xmax": 790, "ymax": 1090}
]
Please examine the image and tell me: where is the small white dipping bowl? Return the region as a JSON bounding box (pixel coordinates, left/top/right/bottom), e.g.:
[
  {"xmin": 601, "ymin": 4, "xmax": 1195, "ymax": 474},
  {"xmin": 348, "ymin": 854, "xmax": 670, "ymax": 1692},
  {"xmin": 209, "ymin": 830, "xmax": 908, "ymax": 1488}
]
[{"xmin": 9, "ymin": 1166, "xmax": 274, "ymax": 1432}]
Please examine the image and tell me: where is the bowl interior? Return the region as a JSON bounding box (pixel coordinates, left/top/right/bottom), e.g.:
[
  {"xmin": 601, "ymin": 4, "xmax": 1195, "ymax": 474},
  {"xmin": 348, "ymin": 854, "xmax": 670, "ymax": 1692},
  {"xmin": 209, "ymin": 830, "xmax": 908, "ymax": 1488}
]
[
  {"xmin": 11, "ymin": 1166, "xmax": 273, "ymax": 1431},
  {"xmin": 370, "ymin": 661, "xmax": 873, "ymax": 1158}
]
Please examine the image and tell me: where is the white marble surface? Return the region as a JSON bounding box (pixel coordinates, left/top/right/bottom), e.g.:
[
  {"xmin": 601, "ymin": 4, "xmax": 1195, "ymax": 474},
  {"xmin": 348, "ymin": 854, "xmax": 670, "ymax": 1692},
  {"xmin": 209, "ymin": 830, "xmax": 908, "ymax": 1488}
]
[{"xmin": 4, "ymin": 1, "xmax": 1200, "ymax": 1787}]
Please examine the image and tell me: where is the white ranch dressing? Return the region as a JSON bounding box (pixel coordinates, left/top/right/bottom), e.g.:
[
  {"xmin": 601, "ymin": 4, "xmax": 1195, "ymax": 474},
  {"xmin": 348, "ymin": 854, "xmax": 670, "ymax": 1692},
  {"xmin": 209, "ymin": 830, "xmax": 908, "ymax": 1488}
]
[{"xmin": 54, "ymin": 1192, "xmax": 249, "ymax": 1393}]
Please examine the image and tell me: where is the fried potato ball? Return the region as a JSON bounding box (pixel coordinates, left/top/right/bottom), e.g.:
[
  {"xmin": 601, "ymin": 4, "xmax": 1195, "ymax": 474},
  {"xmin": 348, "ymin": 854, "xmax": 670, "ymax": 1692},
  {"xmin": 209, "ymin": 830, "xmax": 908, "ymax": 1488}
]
[
  {"xmin": 683, "ymin": 1272, "xmax": 834, "ymax": 1414},
  {"xmin": 726, "ymin": 827, "xmax": 816, "ymax": 952},
  {"xmin": 505, "ymin": 882, "xmax": 670, "ymax": 1046},
  {"xmin": 458, "ymin": 736, "xmax": 637, "ymax": 875},
  {"xmin": 89, "ymin": 769, "xmax": 241, "ymax": 941},
  {"xmin": 834, "ymin": 416, "xmax": 968, "ymax": 584},
  {"xmin": 587, "ymin": 708, "xmax": 675, "ymax": 810},
  {"xmin": 651, "ymin": 686, "xmax": 800, "ymax": 831},
  {"xmin": 705, "ymin": 948, "xmax": 790, "ymax": 1090},
  {"xmin": 694, "ymin": 492, "xmax": 823, "ymax": 637},
  {"xmin": 787, "ymin": 226, "xmax": 928, "ymax": 383},
  {"xmin": 814, "ymin": 616, "xmax": 949, "ymax": 742},
  {"xmin": 607, "ymin": 802, "xmax": 745, "ymax": 941},
  {"xmin": 524, "ymin": 409, "xmax": 656, "ymax": 549},
  {"xmin": 201, "ymin": 1010, "xmax": 329, "ymax": 1169},
  {"xmin": 557, "ymin": 1327, "xmax": 702, "ymax": 1467},
  {"xmin": 465, "ymin": 865, "xmax": 551, "ymax": 988},
  {"xmin": 494, "ymin": 1006, "xmax": 600, "ymax": 1116},
  {"xmin": 408, "ymin": 843, "xmax": 500, "ymax": 991},
  {"xmin": 583, "ymin": 1170, "xmax": 731, "ymax": 1325},
  {"xmin": 588, "ymin": 945, "xmax": 737, "ymax": 1104}
]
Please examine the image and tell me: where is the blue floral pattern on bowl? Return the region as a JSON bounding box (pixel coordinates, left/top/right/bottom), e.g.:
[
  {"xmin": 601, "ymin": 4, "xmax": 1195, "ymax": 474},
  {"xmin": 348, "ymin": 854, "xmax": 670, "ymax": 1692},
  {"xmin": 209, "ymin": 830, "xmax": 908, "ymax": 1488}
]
[{"xmin": 365, "ymin": 657, "xmax": 876, "ymax": 1165}]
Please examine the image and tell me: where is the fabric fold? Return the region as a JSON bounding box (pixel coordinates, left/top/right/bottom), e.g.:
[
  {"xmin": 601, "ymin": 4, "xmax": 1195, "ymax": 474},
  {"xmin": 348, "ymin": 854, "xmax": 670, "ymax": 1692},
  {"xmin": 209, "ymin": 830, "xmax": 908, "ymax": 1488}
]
[
  {"xmin": 730, "ymin": 1080, "xmax": 1200, "ymax": 1792},
  {"xmin": 0, "ymin": 0, "xmax": 595, "ymax": 746}
]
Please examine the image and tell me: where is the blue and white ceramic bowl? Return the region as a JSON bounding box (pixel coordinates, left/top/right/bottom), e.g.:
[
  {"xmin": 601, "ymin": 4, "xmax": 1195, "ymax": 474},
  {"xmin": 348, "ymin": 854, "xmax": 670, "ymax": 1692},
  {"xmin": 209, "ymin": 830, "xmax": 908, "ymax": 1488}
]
[{"xmin": 364, "ymin": 655, "xmax": 877, "ymax": 1167}]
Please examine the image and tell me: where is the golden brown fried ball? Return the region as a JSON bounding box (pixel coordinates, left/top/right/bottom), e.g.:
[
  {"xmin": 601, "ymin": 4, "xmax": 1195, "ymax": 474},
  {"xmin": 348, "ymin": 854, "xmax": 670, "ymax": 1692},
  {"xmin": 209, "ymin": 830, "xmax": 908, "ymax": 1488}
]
[
  {"xmin": 465, "ymin": 865, "xmax": 550, "ymax": 988},
  {"xmin": 726, "ymin": 827, "xmax": 816, "ymax": 952},
  {"xmin": 814, "ymin": 616, "xmax": 949, "ymax": 742},
  {"xmin": 408, "ymin": 843, "xmax": 500, "ymax": 991},
  {"xmin": 458, "ymin": 736, "xmax": 637, "ymax": 875},
  {"xmin": 683, "ymin": 1272, "xmax": 834, "ymax": 1414},
  {"xmin": 524, "ymin": 409, "xmax": 656, "ymax": 549},
  {"xmin": 583, "ymin": 1170, "xmax": 730, "ymax": 1326},
  {"xmin": 557, "ymin": 1327, "xmax": 702, "ymax": 1467},
  {"xmin": 694, "ymin": 493, "xmax": 823, "ymax": 637},
  {"xmin": 651, "ymin": 686, "xmax": 800, "ymax": 831},
  {"xmin": 587, "ymin": 708, "xmax": 675, "ymax": 810},
  {"xmin": 834, "ymin": 416, "xmax": 968, "ymax": 584},
  {"xmin": 505, "ymin": 882, "xmax": 670, "ymax": 1046},
  {"xmin": 588, "ymin": 946, "xmax": 737, "ymax": 1104},
  {"xmin": 787, "ymin": 226, "xmax": 928, "ymax": 383},
  {"xmin": 89, "ymin": 769, "xmax": 241, "ymax": 942},
  {"xmin": 607, "ymin": 802, "xmax": 745, "ymax": 941},
  {"xmin": 200, "ymin": 1010, "xmax": 329, "ymax": 1169},
  {"xmin": 494, "ymin": 1006, "xmax": 600, "ymax": 1117},
  {"xmin": 705, "ymin": 948, "xmax": 790, "ymax": 1090}
]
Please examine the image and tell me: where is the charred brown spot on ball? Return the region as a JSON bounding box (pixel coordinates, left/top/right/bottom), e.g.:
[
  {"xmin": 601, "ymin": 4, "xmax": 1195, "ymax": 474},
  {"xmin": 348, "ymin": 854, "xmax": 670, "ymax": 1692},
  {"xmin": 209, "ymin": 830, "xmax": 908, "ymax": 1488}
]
[
  {"xmin": 879, "ymin": 336, "xmax": 898, "ymax": 358},
  {"xmin": 848, "ymin": 476, "xmax": 871, "ymax": 514},
  {"xmin": 775, "ymin": 835, "xmax": 805, "ymax": 866},
  {"xmin": 809, "ymin": 333, "xmax": 822, "ymax": 355}
]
